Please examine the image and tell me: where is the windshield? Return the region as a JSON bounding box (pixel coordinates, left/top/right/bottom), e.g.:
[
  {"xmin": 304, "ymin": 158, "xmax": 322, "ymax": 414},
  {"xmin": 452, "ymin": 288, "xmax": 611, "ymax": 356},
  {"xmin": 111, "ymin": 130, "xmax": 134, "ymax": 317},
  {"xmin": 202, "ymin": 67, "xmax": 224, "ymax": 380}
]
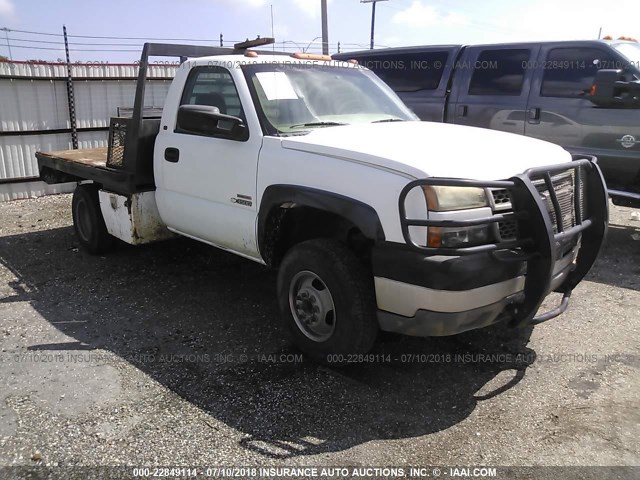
[
  {"xmin": 612, "ymin": 42, "xmax": 640, "ymax": 73},
  {"xmin": 242, "ymin": 62, "xmax": 418, "ymax": 135}
]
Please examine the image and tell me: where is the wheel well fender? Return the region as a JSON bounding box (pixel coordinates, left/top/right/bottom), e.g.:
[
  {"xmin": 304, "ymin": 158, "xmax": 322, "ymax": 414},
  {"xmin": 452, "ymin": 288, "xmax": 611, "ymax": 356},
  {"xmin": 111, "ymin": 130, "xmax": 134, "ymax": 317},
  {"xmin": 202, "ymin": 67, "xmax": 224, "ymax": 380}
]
[{"xmin": 258, "ymin": 185, "xmax": 385, "ymax": 265}]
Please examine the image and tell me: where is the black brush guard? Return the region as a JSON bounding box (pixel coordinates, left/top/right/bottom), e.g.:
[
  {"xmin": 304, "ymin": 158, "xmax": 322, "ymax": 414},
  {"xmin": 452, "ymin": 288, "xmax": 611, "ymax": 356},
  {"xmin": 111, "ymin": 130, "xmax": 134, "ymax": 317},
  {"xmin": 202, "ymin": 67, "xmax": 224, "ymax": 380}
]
[{"xmin": 398, "ymin": 156, "xmax": 608, "ymax": 327}]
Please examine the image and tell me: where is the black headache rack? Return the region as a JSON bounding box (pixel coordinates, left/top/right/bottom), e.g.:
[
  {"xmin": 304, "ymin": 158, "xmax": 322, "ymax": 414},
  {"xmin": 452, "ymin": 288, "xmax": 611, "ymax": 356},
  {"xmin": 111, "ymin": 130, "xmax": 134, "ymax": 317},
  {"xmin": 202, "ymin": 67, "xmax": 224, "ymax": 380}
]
[
  {"xmin": 37, "ymin": 39, "xmax": 286, "ymax": 195},
  {"xmin": 398, "ymin": 155, "xmax": 609, "ymax": 327}
]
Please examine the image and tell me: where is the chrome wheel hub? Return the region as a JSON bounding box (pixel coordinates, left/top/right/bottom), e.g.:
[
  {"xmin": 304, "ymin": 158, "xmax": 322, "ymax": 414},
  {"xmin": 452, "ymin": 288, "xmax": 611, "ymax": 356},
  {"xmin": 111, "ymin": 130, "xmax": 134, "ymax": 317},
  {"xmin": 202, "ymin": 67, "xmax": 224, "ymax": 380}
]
[{"xmin": 289, "ymin": 271, "xmax": 336, "ymax": 342}]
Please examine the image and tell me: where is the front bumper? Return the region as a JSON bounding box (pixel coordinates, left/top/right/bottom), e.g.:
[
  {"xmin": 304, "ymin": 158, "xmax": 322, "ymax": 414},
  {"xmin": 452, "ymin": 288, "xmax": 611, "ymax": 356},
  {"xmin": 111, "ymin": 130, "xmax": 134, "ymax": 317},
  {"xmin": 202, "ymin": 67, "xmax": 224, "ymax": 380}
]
[{"xmin": 375, "ymin": 156, "xmax": 608, "ymax": 336}]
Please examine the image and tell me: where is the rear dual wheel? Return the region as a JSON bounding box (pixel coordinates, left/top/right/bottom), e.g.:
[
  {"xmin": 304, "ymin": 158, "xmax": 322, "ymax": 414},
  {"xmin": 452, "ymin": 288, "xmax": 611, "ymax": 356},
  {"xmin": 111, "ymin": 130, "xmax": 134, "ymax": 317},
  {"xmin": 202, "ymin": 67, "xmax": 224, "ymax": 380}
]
[{"xmin": 71, "ymin": 184, "xmax": 114, "ymax": 254}]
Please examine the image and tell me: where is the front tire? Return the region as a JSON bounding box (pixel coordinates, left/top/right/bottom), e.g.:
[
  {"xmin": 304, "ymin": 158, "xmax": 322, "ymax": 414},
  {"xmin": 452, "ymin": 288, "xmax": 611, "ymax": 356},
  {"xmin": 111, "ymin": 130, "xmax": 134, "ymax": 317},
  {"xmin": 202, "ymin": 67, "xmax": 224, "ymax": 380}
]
[
  {"xmin": 277, "ymin": 239, "xmax": 378, "ymax": 363},
  {"xmin": 72, "ymin": 184, "xmax": 113, "ymax": 254}
]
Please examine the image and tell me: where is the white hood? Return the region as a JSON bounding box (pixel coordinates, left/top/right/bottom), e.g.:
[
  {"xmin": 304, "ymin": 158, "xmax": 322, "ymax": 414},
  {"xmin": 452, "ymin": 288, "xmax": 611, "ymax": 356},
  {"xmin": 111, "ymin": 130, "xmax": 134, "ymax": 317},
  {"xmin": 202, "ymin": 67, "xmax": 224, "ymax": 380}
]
[{"xmin": 281, "ymin": 121, "xmax": 572, "ymax": 180}]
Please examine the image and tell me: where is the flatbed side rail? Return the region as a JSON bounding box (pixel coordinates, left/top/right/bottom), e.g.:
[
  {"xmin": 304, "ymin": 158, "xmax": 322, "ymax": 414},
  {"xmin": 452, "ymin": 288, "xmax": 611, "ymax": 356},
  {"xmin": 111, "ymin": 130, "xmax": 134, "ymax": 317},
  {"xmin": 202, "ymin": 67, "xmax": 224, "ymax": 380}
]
[{"xmin": 36, "ymin": 150, "xmax": 134, "ymax": 190}]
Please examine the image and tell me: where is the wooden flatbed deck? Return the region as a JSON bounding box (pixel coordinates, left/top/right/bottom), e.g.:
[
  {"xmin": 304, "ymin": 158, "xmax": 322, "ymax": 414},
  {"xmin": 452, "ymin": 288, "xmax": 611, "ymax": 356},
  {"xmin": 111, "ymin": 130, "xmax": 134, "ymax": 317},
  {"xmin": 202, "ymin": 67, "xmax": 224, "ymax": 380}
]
[
  {"xmin": 36, "ymin": 146, "xmax": 142, "ymax": 194},
  {"xmin": 37, "ymin": 147, "xmax": 109, "ymax": 169}
]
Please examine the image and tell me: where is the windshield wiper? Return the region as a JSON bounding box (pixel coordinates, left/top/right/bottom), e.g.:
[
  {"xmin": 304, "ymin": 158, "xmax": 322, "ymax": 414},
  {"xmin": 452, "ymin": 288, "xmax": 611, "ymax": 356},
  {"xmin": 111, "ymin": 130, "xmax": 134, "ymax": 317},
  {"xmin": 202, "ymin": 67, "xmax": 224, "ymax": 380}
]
[
  {"xmin": 372, "ymin": 118, "xmax": 405, "ymax": 123},
  {"xmin": 289, "ymin": 121, "xmax": 349, "ymax": 129}
]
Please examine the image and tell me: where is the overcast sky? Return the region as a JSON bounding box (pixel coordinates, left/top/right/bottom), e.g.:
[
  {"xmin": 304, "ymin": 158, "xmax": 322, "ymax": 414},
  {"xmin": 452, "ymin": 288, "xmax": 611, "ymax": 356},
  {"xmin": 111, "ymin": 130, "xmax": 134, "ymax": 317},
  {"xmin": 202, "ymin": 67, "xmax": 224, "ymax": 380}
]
[{"xmin": 0, "ymin": 0, "xmax": 638, "ymax": 62}]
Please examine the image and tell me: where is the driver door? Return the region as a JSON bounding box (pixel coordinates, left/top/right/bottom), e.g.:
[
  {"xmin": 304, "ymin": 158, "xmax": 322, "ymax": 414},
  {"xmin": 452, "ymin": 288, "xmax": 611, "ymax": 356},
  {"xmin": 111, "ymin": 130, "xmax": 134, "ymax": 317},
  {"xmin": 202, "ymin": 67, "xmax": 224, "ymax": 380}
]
[{"xmin": 155, "ymin": 66, "xmax": 262, "ymax": 259}]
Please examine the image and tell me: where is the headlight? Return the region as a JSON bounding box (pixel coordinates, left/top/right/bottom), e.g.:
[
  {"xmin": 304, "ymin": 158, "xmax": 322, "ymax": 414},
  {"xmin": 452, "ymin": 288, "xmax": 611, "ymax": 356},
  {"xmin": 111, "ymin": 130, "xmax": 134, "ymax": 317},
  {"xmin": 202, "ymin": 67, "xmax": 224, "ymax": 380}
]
[
  {"xmin": 423, "ymin": 186, "xmax": 489, "ymax": 212},
  {"xmin": 422, "ymin": 186, "xmax": 493, "ymax": 248}
]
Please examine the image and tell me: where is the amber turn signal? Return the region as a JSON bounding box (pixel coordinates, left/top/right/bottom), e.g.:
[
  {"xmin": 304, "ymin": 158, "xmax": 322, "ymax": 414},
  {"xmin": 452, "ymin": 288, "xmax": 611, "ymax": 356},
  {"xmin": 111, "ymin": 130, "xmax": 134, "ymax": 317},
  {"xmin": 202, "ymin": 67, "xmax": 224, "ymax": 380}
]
[{"xmin": 427, "ymin": 227, "xmax": 443, "ymax": 248}]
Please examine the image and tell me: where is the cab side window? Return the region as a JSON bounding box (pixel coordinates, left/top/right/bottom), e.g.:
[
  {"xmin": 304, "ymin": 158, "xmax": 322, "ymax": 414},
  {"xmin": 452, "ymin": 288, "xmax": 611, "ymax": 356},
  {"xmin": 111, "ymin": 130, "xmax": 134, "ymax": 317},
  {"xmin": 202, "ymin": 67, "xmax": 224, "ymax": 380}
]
[
  {"xmin": 180, "ymin": 66, "xmax": 244, "ymax": 119},
  {"xmin": 468, "ymin": 49, "xmax": 530, "ymax": 96},
  {"xmin": 541, "ymin": 48, "xmax": 619, "ymax": 98},
  {"xmin": 359, "ymin": 51, "xmax": 450, "ymax": 92}
]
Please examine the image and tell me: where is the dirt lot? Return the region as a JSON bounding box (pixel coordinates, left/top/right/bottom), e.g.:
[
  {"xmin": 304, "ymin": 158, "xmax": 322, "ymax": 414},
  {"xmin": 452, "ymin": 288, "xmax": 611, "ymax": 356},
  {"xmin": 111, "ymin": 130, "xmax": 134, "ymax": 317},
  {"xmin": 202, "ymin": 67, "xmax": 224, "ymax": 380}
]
[{"xmin": 0, "ymin": 194, "xmax": 639, "ymax": 478}]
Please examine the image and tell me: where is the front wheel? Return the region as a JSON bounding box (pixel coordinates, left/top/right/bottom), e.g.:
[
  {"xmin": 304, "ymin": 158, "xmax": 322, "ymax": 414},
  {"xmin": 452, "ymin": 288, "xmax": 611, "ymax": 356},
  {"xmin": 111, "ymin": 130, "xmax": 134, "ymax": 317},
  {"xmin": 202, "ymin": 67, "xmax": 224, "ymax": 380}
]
[
  {"xmin": 277, "ymin": 239, "xmax": 378, "ymax": 363},
  {"xmin": 72, "ymin": 184, "xmax": 114, "ymax": 254}
]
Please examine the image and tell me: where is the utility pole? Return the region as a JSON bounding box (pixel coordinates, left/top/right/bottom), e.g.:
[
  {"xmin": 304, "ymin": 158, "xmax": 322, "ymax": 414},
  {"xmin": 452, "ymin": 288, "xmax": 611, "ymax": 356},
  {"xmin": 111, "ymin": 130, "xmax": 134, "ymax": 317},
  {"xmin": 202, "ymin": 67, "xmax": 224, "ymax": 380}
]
[
  {"xmin": 271, "ymin": 4, "xmax": 275, "ymax": 52},
  {"xmin": 1, "ymin": 27, "xmax": 12, "ymax": 60},
  {"xmin": 63, "ymin": 25, "xmax": 78, "ymax": 150},
  {"xmin": 598, "ymin": 27, "xmax": 602, "ymax": 39},
  {"xmin": 321, "ymin": 0, "xmax": 329, "ymax": 55},
  {"xmin": 361, "ymin": 0, "xmax": 388, "ymax": 50}
]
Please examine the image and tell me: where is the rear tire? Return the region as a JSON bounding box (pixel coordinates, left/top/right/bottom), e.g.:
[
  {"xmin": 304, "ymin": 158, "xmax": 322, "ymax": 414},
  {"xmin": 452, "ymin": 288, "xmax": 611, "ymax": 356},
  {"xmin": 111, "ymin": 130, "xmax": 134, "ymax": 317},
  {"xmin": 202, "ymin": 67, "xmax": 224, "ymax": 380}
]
[
  {"xmin": 277, "ymin": 239, "xmax": 378, "ymax": 364},
  {"xmin": 72, "ymin": 184, "xmax": 114, "ymax": 254}
]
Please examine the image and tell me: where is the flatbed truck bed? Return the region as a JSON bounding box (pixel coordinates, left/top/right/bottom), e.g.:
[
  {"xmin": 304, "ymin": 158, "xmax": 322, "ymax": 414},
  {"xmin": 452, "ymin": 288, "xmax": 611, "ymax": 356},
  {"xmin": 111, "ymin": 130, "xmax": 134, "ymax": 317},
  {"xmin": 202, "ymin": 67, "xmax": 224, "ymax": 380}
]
[
  {"xmin": 38, "ymin": 148, "xmax": 108, "ymax": 168},
  {"xmin": 36, "ymin": 146, "xmax": 137, "ymax": 192}
]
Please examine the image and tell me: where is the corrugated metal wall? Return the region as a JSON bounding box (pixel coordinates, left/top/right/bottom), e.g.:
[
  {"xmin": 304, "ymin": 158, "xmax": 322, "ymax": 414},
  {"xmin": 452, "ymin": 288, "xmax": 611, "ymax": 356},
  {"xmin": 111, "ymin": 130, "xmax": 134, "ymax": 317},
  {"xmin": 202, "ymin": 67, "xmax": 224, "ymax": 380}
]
[{"xmin": 0, "ymin": 62, "xmax": 176, "ymax": 199}]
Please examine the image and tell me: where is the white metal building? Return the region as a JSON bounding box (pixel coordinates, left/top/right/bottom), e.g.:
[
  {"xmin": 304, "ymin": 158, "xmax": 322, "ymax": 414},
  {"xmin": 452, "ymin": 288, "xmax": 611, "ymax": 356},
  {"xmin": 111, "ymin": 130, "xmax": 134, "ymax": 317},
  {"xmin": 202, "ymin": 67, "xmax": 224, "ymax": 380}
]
[{"xmin": 0, "ymin": 61, "xmax": 176, "ymax": 201}]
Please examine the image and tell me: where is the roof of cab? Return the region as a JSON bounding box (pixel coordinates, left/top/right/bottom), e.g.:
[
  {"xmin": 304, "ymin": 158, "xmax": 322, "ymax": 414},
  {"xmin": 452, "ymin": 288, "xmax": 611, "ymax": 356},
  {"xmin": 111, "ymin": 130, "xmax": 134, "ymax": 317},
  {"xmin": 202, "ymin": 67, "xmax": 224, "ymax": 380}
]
[{"xmin": 185, "ymin": 54, "xmax": 358, "ymax": 68}]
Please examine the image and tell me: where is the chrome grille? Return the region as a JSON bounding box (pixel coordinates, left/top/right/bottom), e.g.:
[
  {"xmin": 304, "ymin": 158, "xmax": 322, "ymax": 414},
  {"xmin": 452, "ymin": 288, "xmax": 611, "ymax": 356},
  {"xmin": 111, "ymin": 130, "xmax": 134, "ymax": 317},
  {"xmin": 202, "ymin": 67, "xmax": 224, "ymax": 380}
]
[
  {"xmin": 491, "ymin": 188, "xmax": 517, "ymax": 241},
  {"xmin": 532, "ymin": 169, "xmax": 586, "ymax": 233},
  {"xmin": 497, "ymin": 219, "xmax": 518, "ymax": 241},
  {"xmin": 492, "ymin": 188, "xmax": 511, "ymax": 207},
  {"xmin": 490, "ymin": 167, "xmax": 586, "ymax": 240}
]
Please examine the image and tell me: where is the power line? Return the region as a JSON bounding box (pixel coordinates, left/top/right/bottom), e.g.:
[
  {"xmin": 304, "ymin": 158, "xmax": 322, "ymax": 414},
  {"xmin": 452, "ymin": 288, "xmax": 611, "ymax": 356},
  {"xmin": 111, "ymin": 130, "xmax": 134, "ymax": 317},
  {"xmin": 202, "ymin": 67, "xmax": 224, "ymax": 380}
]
[
  {"xmin": 4, "ymin": 37, "xmax": 62, "ymax": 44},
  {"xmin": 0, "ymin": 43, "xmax": 62, "ymax": 51},
  {"xmin": 0, "ymin": 27, "xmax": 11, "ymax": 59},
  {"xmin": 68, "ymin": 34, "xmax": 223, "ymax": 42},
  {"xmin": 2, "ymin": 27, "xmax": 231, "ymax": 42},
  {"xmin": 1, "ymin": 27, "xmax": 345, "ymax": 49},
  {"xmin": 377, "ymin": 1, "xmax": 403, "ymax": 10},
  {"xmin": 0, "ymin": 26, "xmax": 347, "ymax": 58},
  {"xmin": 4, "ymin": 36, "xmax": 151, "ymax": 47},
  {"xmin": 0, "ymin": 44, "xmax": 344, "ymax": 55},
  {"xmin": 2, "ymin": 28, "xmax": 63, "ymax": 37},
  {"xmin": 0, "ymin": 43, "xmax": 141, "ymax": 52},
  {"xmin": 1, "ymin": 41, "xmax": 343, "ymax": 53}
]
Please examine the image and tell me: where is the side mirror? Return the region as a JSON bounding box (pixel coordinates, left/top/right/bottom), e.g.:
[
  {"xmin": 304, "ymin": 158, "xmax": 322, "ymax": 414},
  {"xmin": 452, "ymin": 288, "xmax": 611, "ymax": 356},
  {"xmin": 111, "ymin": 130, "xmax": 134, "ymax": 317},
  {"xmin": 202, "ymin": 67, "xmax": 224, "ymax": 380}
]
[
  {"xmin": 176, "ymin": 104, "xmax": 247, "ymax": 140},
  {"xmin": 590, "ymin": 69, "xmax": 640, "ymax": 108}
]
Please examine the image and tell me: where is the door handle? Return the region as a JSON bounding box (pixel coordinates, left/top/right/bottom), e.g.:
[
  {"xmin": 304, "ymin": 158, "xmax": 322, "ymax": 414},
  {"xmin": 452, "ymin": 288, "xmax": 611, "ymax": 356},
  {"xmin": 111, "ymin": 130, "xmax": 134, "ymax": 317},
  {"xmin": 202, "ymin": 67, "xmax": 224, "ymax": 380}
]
[
  {"xmin": 528, "ymin": 107, "xmax": 541, "ymax": 123},
  {"xmin": 164, "ymin": 147, "xmax": 180, "ymax": 163},
  {"xmin": 457, "ymin": 105, "xmax": 468, "ymax": 117}
]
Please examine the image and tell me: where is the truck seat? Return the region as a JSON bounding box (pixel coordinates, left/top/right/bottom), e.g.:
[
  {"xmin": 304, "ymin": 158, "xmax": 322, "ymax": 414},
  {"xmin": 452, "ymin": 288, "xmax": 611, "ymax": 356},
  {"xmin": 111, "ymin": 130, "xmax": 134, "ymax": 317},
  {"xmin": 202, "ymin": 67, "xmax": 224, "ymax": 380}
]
[{"xmin": 194, "ymin": 93, "xmax": 227, "ymax": 114}]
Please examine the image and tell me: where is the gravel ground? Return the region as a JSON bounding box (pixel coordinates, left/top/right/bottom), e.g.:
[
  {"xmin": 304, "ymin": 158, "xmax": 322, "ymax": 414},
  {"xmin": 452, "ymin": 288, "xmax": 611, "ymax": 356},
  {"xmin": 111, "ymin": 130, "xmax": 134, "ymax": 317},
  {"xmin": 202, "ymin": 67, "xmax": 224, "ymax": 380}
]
[{"xmin": 0, "ymin": 194, "xmax": 638, "ymax": 478}]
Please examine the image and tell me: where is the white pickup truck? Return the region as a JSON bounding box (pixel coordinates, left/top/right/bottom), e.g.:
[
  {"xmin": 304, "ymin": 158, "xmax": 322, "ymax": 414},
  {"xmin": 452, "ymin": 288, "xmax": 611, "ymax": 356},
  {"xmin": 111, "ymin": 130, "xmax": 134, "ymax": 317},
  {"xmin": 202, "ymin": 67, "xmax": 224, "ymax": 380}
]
[{"xmin": 37, "ymin": 41, "xmax": 609, "ymax": 363}]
